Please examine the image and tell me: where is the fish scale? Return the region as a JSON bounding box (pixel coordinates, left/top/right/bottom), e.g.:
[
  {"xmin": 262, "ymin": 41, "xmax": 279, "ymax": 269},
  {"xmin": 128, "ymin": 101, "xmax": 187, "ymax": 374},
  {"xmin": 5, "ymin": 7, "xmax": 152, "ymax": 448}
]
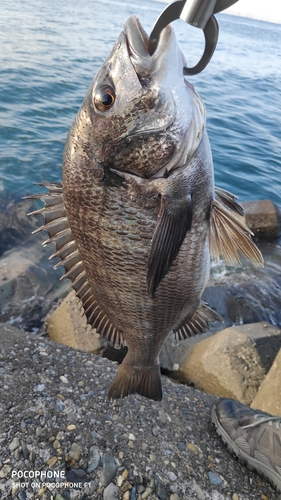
[{"xmin": 27, "ymin": 15, "xmax": 263, "ymax": 400}]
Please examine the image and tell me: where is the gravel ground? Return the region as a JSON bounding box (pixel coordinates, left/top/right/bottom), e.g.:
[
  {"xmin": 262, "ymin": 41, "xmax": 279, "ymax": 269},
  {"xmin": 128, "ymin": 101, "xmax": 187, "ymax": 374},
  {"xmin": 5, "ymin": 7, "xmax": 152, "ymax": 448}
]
[{"xmin": 0, "ymin": 324, "xmax": 278, "ymax": 500}]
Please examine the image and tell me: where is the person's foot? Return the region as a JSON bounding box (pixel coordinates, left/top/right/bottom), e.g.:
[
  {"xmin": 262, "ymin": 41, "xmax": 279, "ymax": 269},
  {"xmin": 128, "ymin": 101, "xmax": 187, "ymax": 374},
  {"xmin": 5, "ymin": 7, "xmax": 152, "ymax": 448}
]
[{"xmin": 211, "ymin": 398, "xmax": 281, "ymax": 492}]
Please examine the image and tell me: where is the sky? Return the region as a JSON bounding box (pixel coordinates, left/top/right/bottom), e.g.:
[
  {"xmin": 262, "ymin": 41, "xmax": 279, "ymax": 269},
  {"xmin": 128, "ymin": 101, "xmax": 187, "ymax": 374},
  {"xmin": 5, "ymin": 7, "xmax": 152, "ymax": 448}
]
[
  {"xmin": 160, "ymin": 0, "xmax": 281, "ymax": 24},
  {"xmin": 220, "ymin": 0, "xmax": 281, "ymax": 24}
]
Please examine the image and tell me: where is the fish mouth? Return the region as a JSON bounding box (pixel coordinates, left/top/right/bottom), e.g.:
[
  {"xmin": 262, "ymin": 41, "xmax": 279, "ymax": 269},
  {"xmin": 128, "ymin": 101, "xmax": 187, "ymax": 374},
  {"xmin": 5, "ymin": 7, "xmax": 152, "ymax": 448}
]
[
  {"xmin": 124, "ymin": 15, "xmax": 174, "ymax": 79},
  {"xmin": 122, "ymin": 16, "xmax": 205, "ymax": 180}
]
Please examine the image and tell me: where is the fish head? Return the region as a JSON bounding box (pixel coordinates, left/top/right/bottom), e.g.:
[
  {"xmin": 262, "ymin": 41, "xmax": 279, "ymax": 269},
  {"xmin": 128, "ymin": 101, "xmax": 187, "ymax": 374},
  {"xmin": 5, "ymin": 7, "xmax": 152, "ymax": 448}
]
[{"xmin": 66, "ymin": 15, "xmax": 205, "ymax": 179}]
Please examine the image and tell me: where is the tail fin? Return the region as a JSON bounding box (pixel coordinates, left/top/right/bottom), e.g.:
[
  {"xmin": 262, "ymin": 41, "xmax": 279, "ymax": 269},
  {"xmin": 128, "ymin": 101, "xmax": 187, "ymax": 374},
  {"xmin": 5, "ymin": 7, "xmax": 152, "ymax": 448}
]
[{"xmin": 108, "ymin": 362, "xmax": 163, "ymax": 401}]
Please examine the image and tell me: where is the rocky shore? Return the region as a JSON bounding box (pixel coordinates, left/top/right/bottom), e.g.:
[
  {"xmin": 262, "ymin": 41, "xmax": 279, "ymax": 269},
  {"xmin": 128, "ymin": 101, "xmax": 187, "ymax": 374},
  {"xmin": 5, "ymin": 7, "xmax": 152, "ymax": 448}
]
[
  {"xmin": 0, "ymin": 324, "xmax": 278, "ymax": 500},
  {"xmin": 0, "ymin": 197, "xmax": 281, "ymax": 499}
]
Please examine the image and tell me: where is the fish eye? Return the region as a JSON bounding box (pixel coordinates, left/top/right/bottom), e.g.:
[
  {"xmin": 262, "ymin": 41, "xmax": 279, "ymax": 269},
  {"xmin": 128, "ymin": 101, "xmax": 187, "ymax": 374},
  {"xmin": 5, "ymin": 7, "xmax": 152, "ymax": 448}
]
[{"xmin": 94, "ymin": 85, "xmax": 116, "ymax": 112}]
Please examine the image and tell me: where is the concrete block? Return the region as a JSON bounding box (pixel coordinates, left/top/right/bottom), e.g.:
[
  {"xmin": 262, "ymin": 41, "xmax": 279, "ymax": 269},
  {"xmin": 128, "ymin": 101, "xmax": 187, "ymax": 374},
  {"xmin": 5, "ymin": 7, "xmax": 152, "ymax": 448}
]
[
  {"xmin": 46, "ymin": 291, "xmax": 105, "ymax": 353},
  {"xmin": 177, "ymin": 323, "xmax": 281, "ymax": 405},
  {"xmin": 240, "ymin": 200, "xmax": 281, "ymax": 238},
  {"xmin": 251, "ymin": 347, "xmax": 281, "ymax": 417}
]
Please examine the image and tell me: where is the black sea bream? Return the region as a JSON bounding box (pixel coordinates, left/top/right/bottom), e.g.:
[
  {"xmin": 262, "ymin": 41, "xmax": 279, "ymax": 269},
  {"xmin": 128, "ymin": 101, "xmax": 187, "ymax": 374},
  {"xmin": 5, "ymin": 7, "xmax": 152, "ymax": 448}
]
[{"xmin": 29, "ymin": 16, "xmax": 263, "ymax": 400}]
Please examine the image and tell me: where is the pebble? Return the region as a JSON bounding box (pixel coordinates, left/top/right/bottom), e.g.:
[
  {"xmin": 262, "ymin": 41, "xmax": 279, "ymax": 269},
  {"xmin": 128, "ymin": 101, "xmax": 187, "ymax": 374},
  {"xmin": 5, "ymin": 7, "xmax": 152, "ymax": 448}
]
[
  {"xmin": 100, "ymin": 453, "xmax": 116, "ymax": 487},
  {"xmin": 18, "ymin": 492, "xmax": 27, "ymax": 500},
  {"xmin": 69, "ymin": 442, "xmax": 82, "ymax": 461},
  {"xmin": 170, "ymin": 495, "xmax": 180, "ymax": 500},
  {"xmin": 67, "ymin": 411, "xmax": 77, "ymax": 423},
  {"xmin": 186, "ymin": 442, "xmax": 199, "ymax": 455},
  {"xmin": 84, "ymin": 480, "xmax": 98, "ymax": 495},
  {"xmin": 208, "ymin": 471, "xmax": 223, "ymax": 486},
  {"xmin": 34, "ymin": 384, "xmax": 45, "ymax": 392},
  {"xmin": 73, "ymin": 468, "xmax": 87, "ymax": 478},
  {"xmin": 177, "ymin": 442, "xmax": 185, "ymax": 451},
  {"xmin": 155, "ymin": 474, "xmax": 169, "ymax": 500},
  {"xmin": 128, "ymin": 433, "xmax": 136, "ymax": 441},
  {"xmin": 35, "ymin": 486, "xmax": 48, "ymax": 497},
  {"xmin": 0, "ymin": 464, "xmax": 11, "ymax": 478},
  {"xmin": 141, "ymin": 487, "xmax": 153, "ymax": 498},
  {"xmin": 167, "ymin": 471, "xmax": 177, "ymax": 481},
  {"xmin": 47, "ymin": 456, "xmax": 58, "ymax": 467},
  {"xmin": 66, "ymin": 469, "xmax": 84, "ymax": 483},
  {"xmin": 56, "ymin": 430, "xmax": 64, "ymax": 440},
  {"xmin": 60, "ymin": 375, "xmax": 68, "ymax": 384},
  {"xmin": 152, "ymin": 426, "xmax": 160, "ymax": 436},
  {"xmin": 36, "ymin": 426, "xmax": 43, "ymax": 437},
  {"xmin": 158, "ymin": 409, "xmax": 167, "ymax": 424},
  {"xmin": 192, "ymin": 482, "xmax": 205, "ymax": 500},
  {"xmin": 103, "ymin": 482, "xmax": 119, "ymax": 500},
  {"xmin": 130, "ymin": 486, "xmax": 137, "ymax": 500},
  {"xmin": 117, "ymin": 475, "xmax": 125, "ymax": 487},
  {"xmin": 12, "ymin": 484, "xmax": 20, "ymax": 495},
  {"xmin": 67, "ymin": 424, "xmax": 76, "ymax": 431},
  {"xmin": 232, "ymin": 495, "xmax": 239, "ymax": 500},
  {"xmin": 87, "ymin": 445, "xmax": 100, "ymax": 472},
  {"xmin": 120, "ymin": 481, "xmax": 132, "ymax": 493},
  {"xmin": 9, "ymin": 436, "xmax": 20, "ymax": 451},
  {"xmin": 122, "ymin": 469, "xmax": 129, "ymax": 479}
]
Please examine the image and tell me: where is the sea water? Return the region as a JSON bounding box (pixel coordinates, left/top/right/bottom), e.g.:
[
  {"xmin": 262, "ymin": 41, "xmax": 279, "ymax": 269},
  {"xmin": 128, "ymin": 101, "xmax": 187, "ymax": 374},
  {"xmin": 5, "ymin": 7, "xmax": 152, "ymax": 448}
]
[{"xmin": 1, "ymin": 0, "xmax": 280, "ymax": 206}]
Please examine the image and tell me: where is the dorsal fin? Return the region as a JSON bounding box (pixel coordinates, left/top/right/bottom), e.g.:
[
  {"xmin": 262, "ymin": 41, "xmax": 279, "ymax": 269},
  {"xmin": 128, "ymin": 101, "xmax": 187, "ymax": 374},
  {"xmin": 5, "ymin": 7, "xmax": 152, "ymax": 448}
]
[{"xmin": 25, "ymin": 182, "xmax": 125, "ymax": 348}]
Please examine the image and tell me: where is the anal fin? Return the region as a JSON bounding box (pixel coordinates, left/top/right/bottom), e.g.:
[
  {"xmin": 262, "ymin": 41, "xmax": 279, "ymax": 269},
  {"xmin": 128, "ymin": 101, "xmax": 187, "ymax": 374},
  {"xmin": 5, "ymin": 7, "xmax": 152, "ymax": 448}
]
[
  {"xmin": 174, "ymin": 302, "xmax": 222, "ymax": 341},
  {"xmin": 210, "ymin": 199, "xmax": 264, "ymax": 267}
]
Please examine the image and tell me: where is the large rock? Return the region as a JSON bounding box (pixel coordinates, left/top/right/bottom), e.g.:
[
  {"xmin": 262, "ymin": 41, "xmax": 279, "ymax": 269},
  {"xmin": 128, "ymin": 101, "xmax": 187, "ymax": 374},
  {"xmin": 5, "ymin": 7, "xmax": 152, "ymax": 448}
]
[
  {"xmin": 177, "ymin": 323, "xmax": 281, "ymax": 405},
  {"xmin": 240, "ymin": 199, "xmax": 281, "ymax": 238},
  {"xmin": 46, "ymin": 292, "xmax": 127, "ymax": 363},
  {"xmin": 46, "ymin": 291, "xmax": 103, "ymax": 353},
  {"xmin": 251, "ymin": 347, "xmax": 281, "ymax": 417}
]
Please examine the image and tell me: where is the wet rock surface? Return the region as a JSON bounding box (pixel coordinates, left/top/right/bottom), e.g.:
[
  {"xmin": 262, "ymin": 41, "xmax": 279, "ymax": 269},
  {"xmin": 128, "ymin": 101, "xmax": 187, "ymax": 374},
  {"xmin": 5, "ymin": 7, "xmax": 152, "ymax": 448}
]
[{"xmin": 0, "ymin": 324, "xmax": 277, "ymax": 499}]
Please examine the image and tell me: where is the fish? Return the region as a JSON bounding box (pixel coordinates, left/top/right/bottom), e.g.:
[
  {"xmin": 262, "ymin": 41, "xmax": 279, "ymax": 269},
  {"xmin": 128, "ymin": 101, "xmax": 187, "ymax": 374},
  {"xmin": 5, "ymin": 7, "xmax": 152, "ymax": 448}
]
[{"xmin": 27, "ymin": 15, "xmax": 263, "ymax": 401}]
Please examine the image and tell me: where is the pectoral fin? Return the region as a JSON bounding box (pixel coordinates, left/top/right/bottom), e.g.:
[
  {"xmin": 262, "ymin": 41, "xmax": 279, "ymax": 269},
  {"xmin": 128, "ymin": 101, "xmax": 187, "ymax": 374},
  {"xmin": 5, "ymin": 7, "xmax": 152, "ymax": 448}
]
[
  {"xmin": 147, "ymin": 193, "xmax": 192, "ymax": 298},
  {"xmin": 210, "ymin": 199, "xmax": 264, "ymax": 267}
]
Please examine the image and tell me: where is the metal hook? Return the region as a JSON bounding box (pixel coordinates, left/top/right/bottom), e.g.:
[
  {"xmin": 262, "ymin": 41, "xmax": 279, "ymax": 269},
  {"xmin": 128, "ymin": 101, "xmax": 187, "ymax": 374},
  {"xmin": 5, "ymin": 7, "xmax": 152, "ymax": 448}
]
[{"xmin": 148, "ymin": 0, "xmax": 239, "ymax": 75}]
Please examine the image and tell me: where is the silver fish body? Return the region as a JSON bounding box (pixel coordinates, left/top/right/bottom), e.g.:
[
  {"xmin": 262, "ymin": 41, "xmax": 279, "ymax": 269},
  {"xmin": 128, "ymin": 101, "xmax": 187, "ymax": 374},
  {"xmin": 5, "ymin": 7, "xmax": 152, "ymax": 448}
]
[{"xmin": 29, "ymin": 16, "xmax": 263, "ymax": 400}]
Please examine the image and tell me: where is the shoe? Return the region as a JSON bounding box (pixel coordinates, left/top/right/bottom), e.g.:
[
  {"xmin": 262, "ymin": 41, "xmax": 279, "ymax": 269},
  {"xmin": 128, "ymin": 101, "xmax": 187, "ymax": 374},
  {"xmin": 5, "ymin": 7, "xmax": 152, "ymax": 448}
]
[{"xmin": 211, "ymin": 398, "xmax": 281, "ymax": 493}]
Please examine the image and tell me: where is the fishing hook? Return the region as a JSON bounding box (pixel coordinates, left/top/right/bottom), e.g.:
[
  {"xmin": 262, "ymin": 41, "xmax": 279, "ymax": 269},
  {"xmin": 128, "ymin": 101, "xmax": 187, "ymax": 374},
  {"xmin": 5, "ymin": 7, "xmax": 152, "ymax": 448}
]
[{"xmin": 148, "ymin": 0, "xmax": 239, "ymax": 75}]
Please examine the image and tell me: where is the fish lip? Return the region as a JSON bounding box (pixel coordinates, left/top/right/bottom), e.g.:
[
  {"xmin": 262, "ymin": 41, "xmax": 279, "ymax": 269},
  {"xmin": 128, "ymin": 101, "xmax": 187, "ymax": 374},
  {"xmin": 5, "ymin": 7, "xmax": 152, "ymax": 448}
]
[
  {"xmin": 124, "ymin": 15, "xmax": 173, "ymax": 77},
  {"xmin": 124, "ymin": 15, "xmax": 150, "ymax": 58}
]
